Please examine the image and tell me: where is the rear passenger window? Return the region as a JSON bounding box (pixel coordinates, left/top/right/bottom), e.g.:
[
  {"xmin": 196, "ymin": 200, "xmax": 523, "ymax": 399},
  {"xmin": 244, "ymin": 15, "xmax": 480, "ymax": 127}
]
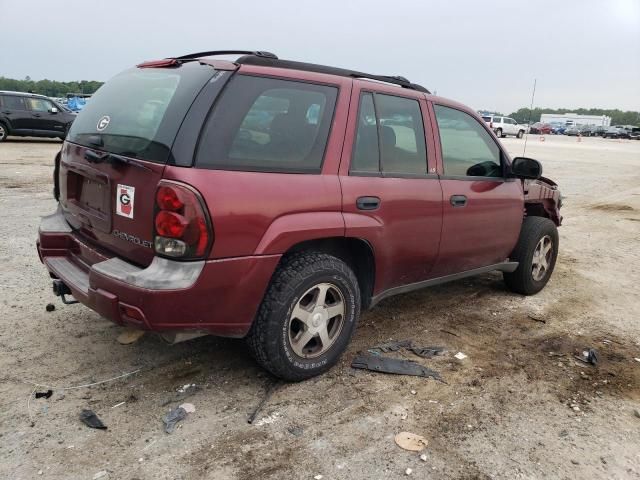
[
  {"xmin": 434, "ymin": 105, "xmax": 502, "ymax": 178},
  {"xmin": 2, "ymin": 95, "xmax": 27, "ymax": 110},
  {"xmin": 350, "ymin": 93, "xmax": 427, "ymax": 176},
  {"xmin": 196, "ymin": 76, "xmax": 337, "ymax": 173},
  {"xmin": 351, "ymin": 93, "xmax": 379, "ymax": 173}
]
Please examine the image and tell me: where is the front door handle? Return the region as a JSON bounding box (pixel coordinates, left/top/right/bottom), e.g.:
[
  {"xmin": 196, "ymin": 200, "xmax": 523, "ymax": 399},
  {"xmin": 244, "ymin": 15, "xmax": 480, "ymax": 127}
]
[
  {"xmin": 356, "ymin": 196, "xmax": 381, "ymax": 210},
  {"xmin": 450, "ymin": 195, "xmax": 467, "ymax": 207}
]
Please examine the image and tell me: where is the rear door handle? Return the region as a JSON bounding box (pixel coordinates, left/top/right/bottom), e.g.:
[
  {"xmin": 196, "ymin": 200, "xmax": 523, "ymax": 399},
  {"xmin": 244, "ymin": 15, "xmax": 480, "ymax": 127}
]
[
  {"xmin": 450, "ymin": 195, "xmax": 467, "ymax": 207},
  {"xmin": 356, "ymin": 196, "xmax": 381, "ymax": 210}
]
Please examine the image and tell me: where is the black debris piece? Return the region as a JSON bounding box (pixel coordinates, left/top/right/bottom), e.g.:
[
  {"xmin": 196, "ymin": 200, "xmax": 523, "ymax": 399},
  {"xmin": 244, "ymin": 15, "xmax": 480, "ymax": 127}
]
[
  {"xmin": 45, "ymin": 303, "xmax": 56, "ymax": 312},
  {"xmin": 575, "ymin": 348, "xmax": 599, "ymax": 366},
  {"xmin": 351, "ymin": 354, "xmax": 443, "ymax": 382},
  {"xmin": 371, "ymin": 339, "xmax": 413, "ymax": 353},
  {"xmin": 80, "ymin": 409, "xmax": 107, "ymax": 430},
  {"xmin": 248, "ymin": 380, "xmax": 281, "ymax": 424},
  {"xmin": 162, "ymin": 407, "xmax": 187, "ymax": 433},
  {"xmin": 35, "ymin": 390, "xmax": 53, "ymax": 399},
  {"xmin": 410, "ymin": 346, "xmax": 446, "ymax": 358}
]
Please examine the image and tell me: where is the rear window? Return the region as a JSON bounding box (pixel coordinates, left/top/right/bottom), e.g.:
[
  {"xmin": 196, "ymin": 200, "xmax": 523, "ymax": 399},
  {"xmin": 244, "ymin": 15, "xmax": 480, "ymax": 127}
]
[
  {"xmin": 2, "ymin": 95, "xmax": 27, "ymax": 110},
  {"xmin": 67, "ymin": 63, "xmax": 217, "ymax": 163},
  {"xmin": 196, "ymin": 75, "xmax": 338, "ymax": 173}
]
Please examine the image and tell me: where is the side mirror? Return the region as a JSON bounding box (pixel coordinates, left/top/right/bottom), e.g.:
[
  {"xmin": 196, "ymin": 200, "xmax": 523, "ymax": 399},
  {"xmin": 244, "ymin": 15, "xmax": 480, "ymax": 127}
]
[
  {"xmin": 50, "ymin": 107, "xmax": 58, "ymax": 114},
  {"xmin": 511, "ymin": 157, "xmax": 542, "ymax": 179}
]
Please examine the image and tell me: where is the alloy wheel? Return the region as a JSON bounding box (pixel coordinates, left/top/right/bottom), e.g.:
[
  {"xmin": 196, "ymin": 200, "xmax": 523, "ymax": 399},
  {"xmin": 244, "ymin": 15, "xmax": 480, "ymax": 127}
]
[
  {"xmin": 532, "ymin": 235, "xmax": 553, "ymax": 281},
  {"xmin": 288, "ymin": 282, "xmax": 345, "ymax": 358}
]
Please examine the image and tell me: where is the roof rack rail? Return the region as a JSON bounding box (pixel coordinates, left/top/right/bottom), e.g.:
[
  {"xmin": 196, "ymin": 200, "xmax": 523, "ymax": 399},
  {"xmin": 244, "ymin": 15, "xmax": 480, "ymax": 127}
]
[
  {"xmin": 349, "ymin": 73, "xmax": 429, "ymax": 93},
  {"xmin": 236, "ymin": 56, "xmax": 430, "ymax": 94},
  {"xmin": 172, "ymin": 50, "xmax": 278, "ymax": 61}
]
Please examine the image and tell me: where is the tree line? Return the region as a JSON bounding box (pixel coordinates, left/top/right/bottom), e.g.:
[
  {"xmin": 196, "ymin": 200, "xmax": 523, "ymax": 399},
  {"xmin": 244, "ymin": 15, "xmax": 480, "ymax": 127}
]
[
  {"xmin": 504, "ymin": 107, "xmax": 639, "ymax": 126},
  {"xmin": 0, "ymin": 76, "xmax": 104, "ymax": 98}
]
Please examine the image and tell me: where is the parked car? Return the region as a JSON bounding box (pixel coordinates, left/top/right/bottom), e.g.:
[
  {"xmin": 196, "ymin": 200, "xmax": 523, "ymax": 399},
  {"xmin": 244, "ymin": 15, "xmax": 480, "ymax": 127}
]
[
  {"xmin": 603, "ymin": 126, "xmax": 629, "ymax": 139},
  {"xmin": 630, "ymin": 127, "xmax": 640, "ymax": 140},
  {"xmin": 549, "ymin": 123, "xmax": 567, "ymax": 135},
  {"xmin": 529, "ymin": 122, "xmax": 553, "ymax": 134},
  {"xmin": 565, "ymin": 125, "xmax": 593, "ymax": 137},
  {"xmin": 482, "ymin": 115, "xmax": 526, "ymax": 138},
  {"xmin": 591, "ymin": 125, "xmax": 608, "ymax": 137},
  {"xmin": 37, "ymin": 50, "xmax": 562, "ymax": 381},
  {"xmin": 0, "ymin": 91, "xmax": 76, "ymax": 142}
]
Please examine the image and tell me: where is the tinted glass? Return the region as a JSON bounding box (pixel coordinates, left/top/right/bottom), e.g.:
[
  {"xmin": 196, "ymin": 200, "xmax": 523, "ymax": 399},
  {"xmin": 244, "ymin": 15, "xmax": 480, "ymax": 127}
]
[
  {"xmin": 376, "ymin": 94, "xmax": 427, "ymax": 175},
  {"xmin": 434, "ymin": 105, "xmax": 502, "ymax": 178},
  {"xmin": 493, "ymin": 117, "xmax": 502, "ymax": 123},
  {"xmin": 351, "ymin": 93, "xmax": 379, "ymax": 173},
  {"xmin": 26, "ymin": 98, "xmax": 52, "ymax": 112},
  {"xmin": 68, "ymin": 63, "xmax": 216, "ymax": 163},
  {"xmin": 504, "ymin": 118, "xmax": 515, "ymax": 124},
  {"xmin": 2, "ymin": 95, "xmax": 27, "ymax": 110},
  {"xmin": 197, "ymin": 75, "xmax": 337, "ymax": 173}
]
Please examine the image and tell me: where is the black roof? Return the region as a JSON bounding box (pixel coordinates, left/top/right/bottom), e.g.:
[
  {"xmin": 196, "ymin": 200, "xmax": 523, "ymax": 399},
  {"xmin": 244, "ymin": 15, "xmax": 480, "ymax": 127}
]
[{"xmin": 171, "ymin": 50, "xmax": 430, "ymax": 94}]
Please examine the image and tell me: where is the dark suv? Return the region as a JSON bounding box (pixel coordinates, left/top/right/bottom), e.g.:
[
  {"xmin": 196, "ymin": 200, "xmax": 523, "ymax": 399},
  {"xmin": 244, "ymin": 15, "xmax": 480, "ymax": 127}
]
[
  {"xmin": 0, "ymin": 91, "xmax": 76, "ymax": 142},
  {"xmin": 37, "ymin": 51, "xmax": 562, "ymax": 380}
]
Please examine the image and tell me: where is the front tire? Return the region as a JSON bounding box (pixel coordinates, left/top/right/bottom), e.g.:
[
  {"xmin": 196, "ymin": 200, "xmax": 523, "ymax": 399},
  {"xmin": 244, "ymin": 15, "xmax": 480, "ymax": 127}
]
[
  {"xmin": 246, "ymin": 252, "xmax": 361, "ymax": 381},
  {"xmin": 517, "ymin": 130, "xmax": 524, "ymax": 139},
  {"xmin": 495, "ymin": 128, "xmax": 503, "ymax": 138},
  {"xmin": 0, "ymin": 122, "xmax": 8, "ymax": 142},
  {"xmin": 504, "ymin": 217, "xmax": 559, "ymax": 295}
]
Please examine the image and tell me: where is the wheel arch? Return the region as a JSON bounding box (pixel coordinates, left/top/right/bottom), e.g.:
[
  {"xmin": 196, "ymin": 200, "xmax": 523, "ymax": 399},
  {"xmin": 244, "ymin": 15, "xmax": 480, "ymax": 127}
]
[{"xmin": 283, "ymin": 236, "xmax": 376, "ymax": 309}]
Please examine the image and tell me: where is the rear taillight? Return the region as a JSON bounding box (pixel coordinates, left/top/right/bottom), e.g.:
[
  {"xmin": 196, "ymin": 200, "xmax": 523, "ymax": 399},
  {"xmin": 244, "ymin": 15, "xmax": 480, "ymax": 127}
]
[
  {"xmin": 490, "ymin": 122, "xmax": 493, "ymax": 129},
  {"xmin": 153, "ymin": 181, "xmax": 213, "ymax": 260}
]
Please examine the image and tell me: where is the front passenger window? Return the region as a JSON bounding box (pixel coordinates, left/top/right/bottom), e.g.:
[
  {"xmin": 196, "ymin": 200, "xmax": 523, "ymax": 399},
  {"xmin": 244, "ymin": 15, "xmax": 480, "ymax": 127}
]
[{"xmin": 434, "ymin": 105, "xmax": 502, "ymax": 178}]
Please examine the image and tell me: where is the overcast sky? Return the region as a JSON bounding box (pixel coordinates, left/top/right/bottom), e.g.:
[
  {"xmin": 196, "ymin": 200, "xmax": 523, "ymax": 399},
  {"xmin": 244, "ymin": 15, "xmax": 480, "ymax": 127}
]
[{"xmin": 1, "ymin": 0, "xmax": 638, "ymax": 113}]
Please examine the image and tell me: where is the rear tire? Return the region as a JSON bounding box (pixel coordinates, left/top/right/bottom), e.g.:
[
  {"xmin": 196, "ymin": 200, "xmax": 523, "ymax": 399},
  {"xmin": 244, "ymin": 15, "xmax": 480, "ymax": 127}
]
[
  {"xmin": 0, "ymin": 122, "xmax": 8, "ymax": 142},
  {"xmin": 246, "ymin": 252, "xmax": 360, "ymax": 381},
  {"xmin": 517, "ymin": 130, "xmax": 524, "ymax": 139},
  {"xmin": 504, "ymin": 217, "xmax": 559, "ymax": 295}
]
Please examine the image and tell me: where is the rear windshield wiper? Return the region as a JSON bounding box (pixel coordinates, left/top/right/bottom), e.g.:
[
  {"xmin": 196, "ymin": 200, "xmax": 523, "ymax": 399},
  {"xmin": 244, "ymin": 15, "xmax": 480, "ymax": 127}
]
[{"xmin": 84, "ymin": 150, "xmax": 152, "ymax": 172}]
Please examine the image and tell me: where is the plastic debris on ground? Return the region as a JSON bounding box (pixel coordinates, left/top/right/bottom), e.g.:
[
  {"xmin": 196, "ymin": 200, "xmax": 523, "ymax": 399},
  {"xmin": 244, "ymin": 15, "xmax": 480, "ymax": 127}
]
[
  {"xmin": 352, "ymin": 354, "xmax": 442, "ymax": 381},
  {"xmin": 405, "ymin": 468, "xmax": 413, "ymax": 475},
  {"xmin": 35, "ymin": 390, "xmax": 53, "ymax": 399},
  {"xmin": 575, "ymin": 348, "xmax": 599, "ymax": 366},
  {"xmin": 394, "ymin": 432, "xmax": 428, "ymax": 452},
  {"xmin": 162, "ymin": 406, "xmax": 188, "ymax": 433},
  {"xmin": 80, "ymin": 409, "xmax": 107, "ymax": 430},
  {"xmin": 454, "ymin": 352, "xmax": 468, "ymax": 360},
  {"xmin": 179, "ymin": 402, "xmax": 196, "ymax": 413},
  {"xmin": 92, "ymin": 471, "xmax": 108, "ymax": 479}
]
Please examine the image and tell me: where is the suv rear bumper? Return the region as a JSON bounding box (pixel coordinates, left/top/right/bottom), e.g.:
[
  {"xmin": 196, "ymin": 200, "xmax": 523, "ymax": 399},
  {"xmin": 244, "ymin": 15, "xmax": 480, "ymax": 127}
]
[{"xmin": 37, "ymin": 209, "xmax": 280, "ymax": 337}]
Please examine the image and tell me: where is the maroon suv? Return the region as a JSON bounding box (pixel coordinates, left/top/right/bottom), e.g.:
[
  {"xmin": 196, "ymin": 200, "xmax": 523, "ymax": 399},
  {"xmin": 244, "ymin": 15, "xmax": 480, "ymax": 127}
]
[{"xmin": 37, "ymin": 50, "xmax": 562, "ymax": 380}]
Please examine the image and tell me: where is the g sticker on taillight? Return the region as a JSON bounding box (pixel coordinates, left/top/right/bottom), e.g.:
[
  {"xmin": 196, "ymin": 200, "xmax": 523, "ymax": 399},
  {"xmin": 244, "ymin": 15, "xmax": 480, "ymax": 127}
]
[{"xmin": 116, "ymin": 184, "xmax": 135, "ymax": 219}]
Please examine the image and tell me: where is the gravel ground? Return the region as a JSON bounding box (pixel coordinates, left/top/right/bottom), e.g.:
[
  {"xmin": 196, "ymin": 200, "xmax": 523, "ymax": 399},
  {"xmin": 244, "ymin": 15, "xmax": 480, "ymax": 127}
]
[{"xmin": 0, "ymin": 135, "xmax": 639, "ymax": 480}]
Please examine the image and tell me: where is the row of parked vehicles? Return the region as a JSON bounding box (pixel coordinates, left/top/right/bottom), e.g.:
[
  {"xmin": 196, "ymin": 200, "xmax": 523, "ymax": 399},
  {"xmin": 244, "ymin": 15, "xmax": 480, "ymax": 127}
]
[
  {"xmin": 527, "ymin": 122, "xmax": 639, "ymax": 139},
  {"xmin": 480, "ymin": 113, "xmax": 639, "ymax": 140}
]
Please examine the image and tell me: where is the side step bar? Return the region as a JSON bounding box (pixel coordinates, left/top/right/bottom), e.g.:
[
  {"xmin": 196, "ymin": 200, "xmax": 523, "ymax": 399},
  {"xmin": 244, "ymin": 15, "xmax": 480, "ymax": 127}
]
[{"xmin": 370, "ymin": 261, "xmax": 518, "ymax": 307}]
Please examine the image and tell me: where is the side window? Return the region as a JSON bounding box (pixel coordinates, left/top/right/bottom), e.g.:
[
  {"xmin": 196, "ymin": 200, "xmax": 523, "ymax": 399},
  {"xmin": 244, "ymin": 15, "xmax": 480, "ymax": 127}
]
[
  {"xmin": 434, "ymin": 105, "xmax": 502, "ymax": 178},
  {"xmin": 494, "ymin": 117, "xmax": 502, "ymax": 123},
  {"xmin": 350, "ymin": 92, "xmax": 427, "ymax": 176},
  {"xmin": 196, "ymin": 75, "xmax": 337, "ymax": 173},
  {"xmin": 505, "ymin": 118, "xmax": 515, "ymax": 124},
  {"xmin": 3, "ymin": 95, "xmax": 27, "ymax": 110},
  {"xmin": 351, "ymin": 93, "xmax": 379, "ymax": 173},
  {"xmin": 26, "ymin": 98, "xmax": 51, "ymax": 112}
]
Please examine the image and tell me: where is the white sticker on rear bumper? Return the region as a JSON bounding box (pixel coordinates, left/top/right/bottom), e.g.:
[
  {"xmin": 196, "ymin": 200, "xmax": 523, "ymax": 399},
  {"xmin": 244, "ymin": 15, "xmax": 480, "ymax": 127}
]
[{"xmin": 116, "ymin": 184, "xmax": 135, "ymax": 219}]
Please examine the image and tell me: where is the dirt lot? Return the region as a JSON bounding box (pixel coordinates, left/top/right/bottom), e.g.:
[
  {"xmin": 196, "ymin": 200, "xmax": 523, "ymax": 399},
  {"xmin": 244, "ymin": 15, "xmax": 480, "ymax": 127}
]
[{"xmin": 1, "ymin": 135, "xmax": 639, "ymax": 480}]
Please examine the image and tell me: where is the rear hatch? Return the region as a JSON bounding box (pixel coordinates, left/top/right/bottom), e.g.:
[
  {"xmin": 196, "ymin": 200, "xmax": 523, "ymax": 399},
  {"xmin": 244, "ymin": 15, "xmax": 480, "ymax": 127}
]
[{"xmin": 59, "ymin": 62, "xmax": 221, "ymax": 267}]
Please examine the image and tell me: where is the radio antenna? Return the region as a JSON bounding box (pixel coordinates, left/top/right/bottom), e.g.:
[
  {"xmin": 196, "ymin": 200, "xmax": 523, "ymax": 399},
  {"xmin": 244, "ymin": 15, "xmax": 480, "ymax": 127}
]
[{"xmin": 522, "ymin": 78, "xmax": 537, "ymax": 157}]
